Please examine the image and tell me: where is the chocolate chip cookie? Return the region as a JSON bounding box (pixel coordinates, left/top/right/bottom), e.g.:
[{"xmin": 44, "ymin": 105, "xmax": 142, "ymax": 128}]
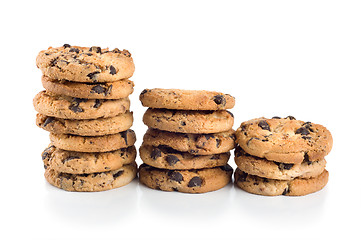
[
  {"xmin": 234, "ymin": 168, "xmax": 329, "ymax": 196},
  {"xmin": 234, "ymin": 146, "xmax": 326, "ymax": 180},
  {"xmin": 45, "ymin": 162, "xmax": 137, "ymax": 192},
  {"xmin": 33, "ymin": 91, "xmax": 130, "ymax": 120},
  {"xmin": 140, "ymin": 88, "xmax": 235, "ymax": 110},
  {"xmin": 36, "ymin": 112, "xmax": 133, "ymax": 136},
  {"xmin": 143, "ymin": 128, "xmax": 235, "ymax": 155},
  {"xmin": 139, "ymin": 144, "xmax": 230, "ymax": 170},
  {"xmin": 36, "ymin": 44, "xmax": 135, "ymax": 82},
  {"xmin": 49, "ymin": 129, "xmax": 136, "ymax": 152},
  {"xmin": 139, "ymin": 163, "xmax": 233, "ymax": 193},
  {"xmin": 235, "ymin": 116, "xmax": 333, "ymax": 164},
  {"xmin": 42, "ymin": 75, "xmax": 134, "ymax": 99},
  {"xmin": 143, "ymin": 109, "xmax": 234, "ymax": 134},
  {"xmin": 42, "ymin": 145, "xmax": 136, "ymax": 174}
]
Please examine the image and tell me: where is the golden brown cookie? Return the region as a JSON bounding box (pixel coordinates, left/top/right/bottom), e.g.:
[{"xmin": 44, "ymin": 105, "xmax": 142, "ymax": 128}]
[
  {"xmin": 143, "ymin": 109, "xmax": 234, "ymax": 134},
  {"xmin": 139, "ymin": 88, "xmax": 235, "ymax": 110},
  {"xmin": 42, "ymin": 145, "xmax": 136, "ymax": 174},
  {"xmin": 33, "ymin": 91, "xmax": 130, "ymax": 120},
  {"xmin": 36, "ymin": 112, "xmax": 133, "ymax": 136},
  {"xmin": 139, "ymin": 163, "xmax": 233, "ymax": 193},
  {"xmin": 42, "ymin": 75, "xmax": 134, "ymax": 99},
  {"xmin": 234, "ymin": 168, "xmax": 329, "ymax": 196},
  {"xmin": 45, "ymin": 162, "xmax": 137, "ymax": 192},
  {"xmin": 49, "ymin": 129, "xmax": 136, "ymax": 152},
  {"xmin": 36, "ymin": 44, "xmax": 135, "ymax": 83},
  {"xmin": 235, "ymin": 116, "xmax": 333, "ymax": 164},
  {"xmin": 143, "ymin": 128, "xmax": 235, "ymax": 155},
  {"xmin": 139, "ymin": 144, "xmax": 230, "ymax": 170}
]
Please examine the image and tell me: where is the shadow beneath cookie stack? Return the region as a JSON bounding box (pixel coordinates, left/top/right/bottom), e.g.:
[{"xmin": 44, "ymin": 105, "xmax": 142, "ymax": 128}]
[{"xmin": 33, "ymin": 44, "xmax": 137, "ymax": 193}]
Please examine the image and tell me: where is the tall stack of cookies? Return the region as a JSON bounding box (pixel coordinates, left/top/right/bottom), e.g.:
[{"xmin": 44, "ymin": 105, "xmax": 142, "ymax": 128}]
[
  {"xmin": 138, "ymin": 89, "xmax": 235, "ymax": 193},
  {"xmin": 33, "ymin": 44, "xmax": 137, "ymax": 192},
  {"xmin": 234, "ymin": 116, "xmax": 333, "ymax": 196}
]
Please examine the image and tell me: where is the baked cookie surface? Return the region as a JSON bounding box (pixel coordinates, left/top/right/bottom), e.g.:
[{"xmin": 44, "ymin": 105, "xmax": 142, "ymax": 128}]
[
  {"xmin": 234, "ymin": 146, "xmax": 326, "ymax": 180},
  {"xmin": 140, "ymin": 88, "xmax": 235, "ymax": 110},
  {"xmin": 33, "ymin": 91, "xmax": 130, "ymax": 119},
  {"xmin": 36, "ymin": 112, "xmax": 133, "ymax": 136},
  {"xmin": 42, "ymin": 145, "xmax": 136, "ymax": 174},
  {"xmin": 139, "ymin": 163, "xmax": 233, "ymax": 193},
  {"xmin": 235, "ymin": 116, "xmax": 333, "ymax": 164},
  {"xmin": 49, "ymin": 129, "xmax": 136, "ymax": 152},
  {"xmin": 139, "ymin": 144, "xmax": 230, "ymax": 170},
  {"xmin": 45, "ymin": 162, "xmax": 137, "ymax": 192},
  {"xmin": 143, "ymin": 128, "xmax": 235, "ymax": 155},
  {"xmin": 36, "ymin": 44, "xmax": 135, "ymax": 82},
  {"xmin": 143, "ymin": 109, "xmax": 234, "ymax": 134},
  {"xmin": 234, "ymin": 168, "xmax": 329, "ymax": 196},
  {"xmin": 42, "ymin": 76, "xmax": 134, "ymax": 99}
]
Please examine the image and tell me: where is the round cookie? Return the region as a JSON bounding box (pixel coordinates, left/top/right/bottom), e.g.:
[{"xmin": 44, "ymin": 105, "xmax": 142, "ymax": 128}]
[
  {"xmin": 143, "ymin": 109, "xmax": 234, "ymax": 134},
  {"xmin": 42, "ymin": 75, "xmax": 134, "ymax": 99},
  {"xmin": 139, "ymin": 88, "xmax": 235, "ymax": 110},
  {"xmin": 139, "ymin": 144, "xmax": 230, "ymax": 170},
  {"xmin": 42, "ymin": 145, "xmax": 136, "ymax": 174},
  {"xmin": 36, "ymin": 44, "xmax": 135, "ymax": 83},
  {"xmin": 235, "ymin": 116, "xmax": 333, "ymax": 164},
  {"xmin": 234, "ymin": 146, "xmax": 326, "ymax": 180},
  {"xmin": 33, "ymin": 91, "xmax": 130, "ymax": 120},
  {"xmin": 143, "ymin": 128, "xmax": 235, "ymax": 155},
  {"xmin": 234, "ymin": 168, "xmax": 329, "ymax": 196},
  {"xmin": 49, "ymin": 129, "xmax": 136, "ymax": 152},
  {"xmin": 45, "ymin": 162, "xmax": 137, "ymax": 192},
  {"xmin": 36, "ymin": 112, "xmax": 133, "ymax": 136},
  {"xmin": 139, "ymin": 163, "xmax": 233, "ymax": 193}
]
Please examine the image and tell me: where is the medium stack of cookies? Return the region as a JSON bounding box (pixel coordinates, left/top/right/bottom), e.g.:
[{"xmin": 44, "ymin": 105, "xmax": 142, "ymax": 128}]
[
  {"xmin": 234, "ymin": 116, "xmax": 333, "ymax": 196},
  {"xmin": 138, "ymin": 89, "xmax": 236, "ymax": 193},
  {"xmin": 33, "ymin": 44, "xmax": 137, "ymax": 192}
]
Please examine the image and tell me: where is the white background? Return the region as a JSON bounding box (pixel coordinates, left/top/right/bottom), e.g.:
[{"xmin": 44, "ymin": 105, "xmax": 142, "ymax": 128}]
[{"xmin": 1, "ymin": 0, "xmax": 360, "ymax": 239}]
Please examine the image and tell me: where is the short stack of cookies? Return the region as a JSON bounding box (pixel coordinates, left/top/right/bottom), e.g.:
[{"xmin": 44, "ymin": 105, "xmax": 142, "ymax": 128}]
[
  {"xmin": 33, "ymin": 44, "xmax": 137, "ymax": 192},
  {"xmin": 138, "ymin": 88, "xmax": 235, "ymax": 193},
  {"xmin": 234, "ymin": 116, "xmax": 333, "ymax": 196}
]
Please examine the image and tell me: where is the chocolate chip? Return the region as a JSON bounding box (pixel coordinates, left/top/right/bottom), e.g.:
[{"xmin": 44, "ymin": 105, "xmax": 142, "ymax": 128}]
[
  {"xmin": 238, "ymin": 171, "xmax": 248, "ymax": 182},
  {"xmin": 150, "ymin": 148, "xmax": 162, "ymax": 160},
  {"xmin": 220, "ymin": 165, "xmax": 233, "ymax": 172},
  {"xmin": 42, "ymin": 145, "xmax": 54, "ymax": 160},
  {"xmin": 63, "ymin": 44, "xmax": 71, "ymax": 48},
  {"xmin": 62, "ymin": 156, "xmax": 80, "ymax": 163},
  {"xmin": 50, "ymin": 57, "xmax": 58, "ymax": 67},
  {"xmin": 69, "ymin": 104, "xmax": 83, "ymax": 113},
  {"xmin": 275, "ymin": 162, "xmax": 294, "ymax": 170},
  {"xmin": 258, "ymin": 120, "xmax": 270, "ymax": 131},
  {"xmin": 105, "ymin": 85, "xmax": 112, "ymax": 96},
  {"xmin": 120, "ymin": 130, "xmax": 129, "ymax": 145},
  {"xmin": 188, "ymin": 177, "xmax": 202, "ymax": 187},
  {"xmin": 91, "ymin": 85, "xmax": 107, "ymax": 94},
  {"xmin": 226, "ymin": 110, "xmax": 234, "ymax": 118},
  {"xmin": 109, "ymin": 65, "xmax": 116, "ymax": 75},
  {"xmin": 113, "ymin": 170, "xmax": 124, "ymax": 179},
  {"xmin": 210, "ymin": 154, "xmax": 220, "ymax": 160},
  {"xmin": 87, "ymin": 71, "xmax": 100, "ymax": 81},
  {"xmin": 168, "ymin": 171, "xmax": 183, "ymax": 183},
  {"xmin": 112, "ymin": 48, "xmax": 121, "ymax": 53},
  {"xmin": 89, "ymin": 46, "xmax": 101, "ymax": 53},
  {"xmin": 165, "ymin": 155, "xmax": 179, "ymax": 166},
  {"xmin": 213, "ymin": 95, "xmax": 226, "ymax": 105},
  {"xmin": 272, "ymin": 116, "xmax": 281, "ymax": 119},
  {"xmin": 93, "ymin": 99, "xmax": 103, "ymax": 108},
  {"xmin": 43, "ymin": 117, "xmax": 55, "ymax": 127},
  {"xmin": 140, "ymin": 89, "xmax": 148, "ymax": 95},
  {"xmin": 172, "ymin": 187, "xmax": 179, "ymax": 192},
  {"xmin": 216, "ymin": 139, "xmax": 221, "ymax": 148},
  {"xmin": 69, "ymin": 48, "xmax": 80, "ymax": 54},
  {"xmin": 282, "ymin": 187, "xmax": 290, "ymax": 195},
  {"xmin": 286, "ymin": 116, "xmax": 296, "ymax": 120},
  {"xmin": 181, "ymin": 121, "xmax": 186, "ymax": 126},
  {"xmin": 304, "ymin": 152, "xmax": 312, "ymax": 165},
  {"xmin": 295, "ymin": 127, "xmax": 310, "ymax": 135}
]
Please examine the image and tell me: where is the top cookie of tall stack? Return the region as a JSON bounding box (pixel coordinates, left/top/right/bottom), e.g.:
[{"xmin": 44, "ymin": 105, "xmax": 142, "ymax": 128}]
[{"xmin": 36, "ymin": 44, "xmax": 135, "ymax": 83}]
